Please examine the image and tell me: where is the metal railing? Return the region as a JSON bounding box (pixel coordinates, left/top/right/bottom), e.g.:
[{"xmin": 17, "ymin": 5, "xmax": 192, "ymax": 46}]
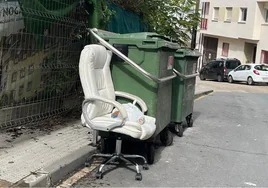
[{"xmin": 89, "ymin": 28, "xmax": 199, "ymax": 83}]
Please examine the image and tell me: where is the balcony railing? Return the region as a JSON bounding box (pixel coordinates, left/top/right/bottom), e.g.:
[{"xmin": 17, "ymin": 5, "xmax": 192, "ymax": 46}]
[{"xmin": 200, "ymin": 18, "xmax": 208, "ymax": 30}]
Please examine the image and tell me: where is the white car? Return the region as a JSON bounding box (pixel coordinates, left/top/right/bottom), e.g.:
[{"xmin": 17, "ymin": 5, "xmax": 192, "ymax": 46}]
[{"xmin": 228, "ymin": 64, "xmax": 268, "ymax": 85}]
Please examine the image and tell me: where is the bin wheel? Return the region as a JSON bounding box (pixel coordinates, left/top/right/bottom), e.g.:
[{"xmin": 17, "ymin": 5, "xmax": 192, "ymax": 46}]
[
  {"xmin": 188, "ymin": 119, "xmax": 193, "ymax": 127},
  {"xmin": 186, "ymin": 116, "xmax": 194, "ymax": 127},
  {"xmin": 160, "ymin": 128, "xmax": 173, "ymax": 146},
  {"xmin": 175, "ymin": 124, "xmax": 184, "ymax": 137},
  {"xmin": 146, "ymin": 143, "xmax": 155, "ymax": 165}
]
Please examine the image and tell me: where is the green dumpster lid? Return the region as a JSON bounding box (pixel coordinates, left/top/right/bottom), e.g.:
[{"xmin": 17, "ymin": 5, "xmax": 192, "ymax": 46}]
[
  {"xmin": 175, "ymin": 48, "xmax": 201, "ymax": 57},
  {"xmin": 96, "ymin": 30, "xmax": 179, "ymax": 50}
]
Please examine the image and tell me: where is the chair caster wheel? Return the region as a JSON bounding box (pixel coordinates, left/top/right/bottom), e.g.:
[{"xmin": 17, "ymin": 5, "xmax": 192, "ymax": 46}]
[
  {"xmin": 143, "ymin": 164, "xmax": 149, "ymax": 170},
  {"xmin": 135, "ymin": 173, "xmax": 142, "ymax": 181},
  {"xmin": 96, "ymin": 172, "xmax": 103, "ymax": 179},
  {"xmin": 85, "ymin": 162, "xmax": 91, "ymax": 167}
]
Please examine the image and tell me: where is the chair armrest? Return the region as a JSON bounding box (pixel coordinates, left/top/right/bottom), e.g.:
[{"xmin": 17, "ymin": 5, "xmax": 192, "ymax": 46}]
[
  {"xmin": 82, "ymin": 96, "xmax": 128, "ymax": 131},
  {"xmin": 115, "ymin": 91, "xmax": 148, "ymax": 113}
]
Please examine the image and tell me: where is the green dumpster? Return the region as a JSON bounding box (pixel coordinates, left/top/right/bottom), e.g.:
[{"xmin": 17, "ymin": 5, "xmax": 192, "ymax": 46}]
[
  {"xmin": 171, "ymin": 49, "xmax": 201, "ymax": 137},
  {"xmin": 99, "ymin": 32, "xmax": 179, "ymax": 138}
]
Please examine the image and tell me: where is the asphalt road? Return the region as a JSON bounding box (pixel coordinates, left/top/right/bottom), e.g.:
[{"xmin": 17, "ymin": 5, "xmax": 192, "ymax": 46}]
[{"xmin": 72, "ymin": 92, "xmax": 268, "ymax": 187}]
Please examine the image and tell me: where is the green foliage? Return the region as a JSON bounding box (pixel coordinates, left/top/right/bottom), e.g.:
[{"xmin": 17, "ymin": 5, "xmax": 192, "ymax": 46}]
[
  {"xmin": 101, "ymin": 0, "xmax": 116, "ymax": 27},
  {"xmin": 111, "ymin": 0, "xmax": 200, "ymax": 46},
  {"xmin": 140, "ymin": 0, "xmax": 200, "ymax": 46}
]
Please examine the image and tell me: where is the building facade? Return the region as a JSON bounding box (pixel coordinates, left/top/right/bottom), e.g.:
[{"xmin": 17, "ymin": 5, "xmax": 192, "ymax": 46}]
[{"xmin": 199, "ymin": 0, "xmax": 268, "ymax": 67}]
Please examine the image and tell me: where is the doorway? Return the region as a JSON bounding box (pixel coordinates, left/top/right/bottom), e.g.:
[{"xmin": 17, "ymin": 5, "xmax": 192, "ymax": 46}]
[
  {"xmin": 244, "ymin": 42, "xmax": 257, "ymax": 64},
  {"xmin": 202, "ymin": 36, "xmax": 218, "ymax": 66}
]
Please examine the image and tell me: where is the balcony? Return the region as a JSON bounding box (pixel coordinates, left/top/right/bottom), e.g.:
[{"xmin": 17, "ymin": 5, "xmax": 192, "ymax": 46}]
[{"xmin": 200, "ymin": 18, "xmax": 208, "ymax": 30}]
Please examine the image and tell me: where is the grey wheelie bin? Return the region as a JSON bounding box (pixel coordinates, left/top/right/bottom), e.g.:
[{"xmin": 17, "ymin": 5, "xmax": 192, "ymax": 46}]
[{"xmin": 170, "ymin": 49, "xmax": 201, "ymax": 137}]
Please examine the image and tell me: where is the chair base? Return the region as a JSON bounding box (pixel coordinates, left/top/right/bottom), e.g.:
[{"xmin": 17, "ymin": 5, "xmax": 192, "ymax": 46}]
[{"xmin": 86, "ymin": 139, "xmax": 149, "ymax": 181}]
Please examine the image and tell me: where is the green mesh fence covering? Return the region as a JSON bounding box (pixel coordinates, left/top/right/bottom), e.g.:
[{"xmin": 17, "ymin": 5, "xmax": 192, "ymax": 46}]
[
  {"xmin": 107, "ymin": 3, "xmax": 148, "ymax": 33},
  {"xmin": 0, "ymin": 0, "xmax": 92, "ymax": 129}
]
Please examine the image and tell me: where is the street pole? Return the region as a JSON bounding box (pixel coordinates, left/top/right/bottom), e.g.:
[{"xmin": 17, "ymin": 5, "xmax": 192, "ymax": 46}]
[{"xmin": 191, "ymin": 0, "xmax": 200, "ymax": 49}]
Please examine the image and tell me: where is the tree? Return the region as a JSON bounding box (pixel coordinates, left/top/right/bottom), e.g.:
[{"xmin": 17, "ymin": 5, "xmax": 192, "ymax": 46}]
[{"xmin": 139, "ymin": 0, "xmax": 200, "ymax": 46}]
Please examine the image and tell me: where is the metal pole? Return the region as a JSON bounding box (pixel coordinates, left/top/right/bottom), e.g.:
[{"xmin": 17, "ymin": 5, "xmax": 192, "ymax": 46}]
[{"xmin": 191, "ymin": 0, "xmax": 200, "ymax": 50}]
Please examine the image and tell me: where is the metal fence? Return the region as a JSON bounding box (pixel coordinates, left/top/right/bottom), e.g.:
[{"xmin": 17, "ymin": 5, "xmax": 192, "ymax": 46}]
[{"xmin": 0, "ymin": 0, "xmax": 90, "ymax": 130}]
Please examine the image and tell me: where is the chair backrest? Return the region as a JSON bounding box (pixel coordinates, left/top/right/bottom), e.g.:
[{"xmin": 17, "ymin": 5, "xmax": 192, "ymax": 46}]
[{"xmin": 79, "ymin": 44, "xmax": 115, "ymax": 119}]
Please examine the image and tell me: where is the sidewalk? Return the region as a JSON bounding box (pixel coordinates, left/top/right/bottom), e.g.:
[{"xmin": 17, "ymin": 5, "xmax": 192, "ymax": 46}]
[
  {"xmin": 0, "ymin": 80, "xmax": 213, "ymax": 187},
  {"xmin": 195, "ymin": 77, "xmax": 214, "ymax": 99},
  {"xmin": 0, "ymin": 118, "xmax": 95, "ymax": 187}
]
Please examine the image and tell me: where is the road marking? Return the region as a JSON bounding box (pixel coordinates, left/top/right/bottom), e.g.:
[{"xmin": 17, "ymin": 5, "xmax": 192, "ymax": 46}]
[
  {"xmin": 195, "ymin": 93, "xmax": 213, "ymax": 101},
  {"xmin": 244, "ymin": 182, "xmax": 257, "ymax": 187},
  {"xmin": 56, "ymin": 159, "xmax": 102, "ymax": 188}
]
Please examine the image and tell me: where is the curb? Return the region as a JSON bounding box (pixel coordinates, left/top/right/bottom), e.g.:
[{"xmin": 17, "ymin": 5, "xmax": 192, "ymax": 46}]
[
  {"xmin": 13, "ymin": 145, "xmax": 96, "ymax": 187},
  {"xmin": 194, "ymin": 90, "xmax": 214, "ymax": 99}
]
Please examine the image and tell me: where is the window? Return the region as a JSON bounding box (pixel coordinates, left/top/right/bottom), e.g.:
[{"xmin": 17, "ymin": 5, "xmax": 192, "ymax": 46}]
[
  {"xmin": 212, "ymin": 61, "xmax": 220, "ymax": 68},
  {"xmin": 260, "ymin": 50, "xmax": 268, "ymax": 64},
  {"xmin": 213, "ymin": 7, "xmax": 219, "ymax": 21},
  {"xmin": 222, "ymin": 43, "xmax": 229, "ymax": 57},
  {"xmin": 20, "ymin": 68, "xmax": 26, "ymax": 79},
  {"xmin": 225, "ymin": 60, "xmax": 241, "ymax": 69},
  {"xmin": 27, "ymin": 81, "xmax": 32, "ymax": 91},
  {"xmin": 4, "ymin": 65, "xmax": 8, "ymax": 72},
  {"xmin": 265, "ymin": 9, "xmax": 268, "ymax": 23},
  {"xmin": 28, "ymin": 64, "xmax": 34, "ymax": 75},
  {"xmin": 10, "ymin": 90, "xmax": 15, "ymax": 101},
  {"xmin": 11, "ymin": 72, "xmax": 17, "ymax": 83},
  {"xmin": 14, "ymin": 58, "xmax": 19, "ymax": 64},
  {"xmin": 19, "ymin": 84, "xmax": 24, "ymax": 96},
  {"xmin": 206, "ymin": 62, "xmax": 214, "ymax": 68},
  {"xmin": 245, "ymin": 65, "xmax": 251, "ymax": 70},
  {"xmin": 202, "ymin": 2, "xmax": 210, "ymax": 16},
  {"xmin": 3, "ymin": 81, "xmax": 7, "ymax": 90},
  {"xmin": 240, "ymin": 8, "xmax": 247, "ymax": 22},
  {"xmin": 255, "ymin": 65, "xmax": 268, "ymax": 71},
  {"xmin": 235, "ymin": 65, "xmax": 245, "ymax": 71},
  {"xmin": 225, "ymin": 7, "xmax": 232, "ymax": 22}
]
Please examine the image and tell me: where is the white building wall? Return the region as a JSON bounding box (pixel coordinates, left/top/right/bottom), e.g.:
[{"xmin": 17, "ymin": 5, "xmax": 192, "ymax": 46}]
[
  {"xmin": 216, "ymin": 37, "xmax": 245, "ymax": 62},
  {"xmin": 200, "ymin": 0, "xmax": 268, "ymax": 65},
  {"xmin": 202, "ymin": 0, "xmax": 258, "ymax": 40},
  {"xmin": 256, "ymin": 24, "xmax": 268, "ymax": 63}
]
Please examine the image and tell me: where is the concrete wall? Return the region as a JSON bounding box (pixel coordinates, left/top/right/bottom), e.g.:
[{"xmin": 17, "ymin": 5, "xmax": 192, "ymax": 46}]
[
  {"xmin": 201, "ymin": 0, "xmax": 260, "ymax": 40},
  {"xmin": 256, "ymin": 24, "xmax": 268, "ymax": 64},
  {"xmin": 216, "ymin": 37, "xmax": 245, "ymax": 63}
]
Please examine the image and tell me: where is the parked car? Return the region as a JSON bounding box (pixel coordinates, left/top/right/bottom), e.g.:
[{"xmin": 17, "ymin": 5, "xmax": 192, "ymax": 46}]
[
  {"xmin": 228, "ymin": 64, "xmax": 268, "ymax": 85},
  {"xmin": 199, "ymin": 58, "xmax": 241, "ymax": 82}
]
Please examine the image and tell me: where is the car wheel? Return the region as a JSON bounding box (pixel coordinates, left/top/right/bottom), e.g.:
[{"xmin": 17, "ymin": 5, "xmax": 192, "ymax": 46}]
[
  {"xmin": 247, "ymin": 77, "xmax": 254, "ymax": 85},
  {"xmin": 200, "ymin": 74, "xmax": 206, "ymax": 80},
  {"xmin": 217, "ymin": 75, "xmax": 223, "ymax": 82},
  {"xmin": 228, "ymin": 75, "xmax": 234, "ymax": 83}
]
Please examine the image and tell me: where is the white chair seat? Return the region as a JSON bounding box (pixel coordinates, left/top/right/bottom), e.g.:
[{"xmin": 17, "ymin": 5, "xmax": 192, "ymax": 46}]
[{"xmin": 87, "ymin": 114, "xmax": 155, "ymax": 140}]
